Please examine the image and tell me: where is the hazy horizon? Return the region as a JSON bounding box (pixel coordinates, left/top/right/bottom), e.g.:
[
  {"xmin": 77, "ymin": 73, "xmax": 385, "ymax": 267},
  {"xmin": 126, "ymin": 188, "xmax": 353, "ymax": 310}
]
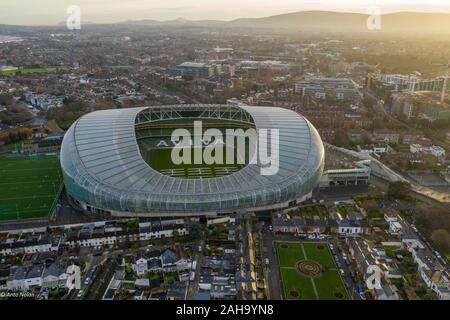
[{"xmin": 1, "ymin": 0, "xmax": 450, "ymax": 26}]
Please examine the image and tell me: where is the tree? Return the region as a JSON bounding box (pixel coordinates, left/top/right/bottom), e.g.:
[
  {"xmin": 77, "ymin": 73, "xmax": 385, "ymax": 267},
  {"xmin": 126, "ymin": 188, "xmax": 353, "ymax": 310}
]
[
  {"xmin": 387, "ymin": 181, "xmax": 411, "ymax": 200},
  {"xmin": 126, "ymin": 218, "xmax": 139, "ymax": 230},
  {"xmin": 360, "ymin": 199, "xmax": 379, "ymax": 212},
  {"xmin": 414, "ymin": 204, "xmax": 450, "ymax": 237},
  {"xmin": 430, "ymin": 229, "xmax": 450, "ymax": 253},
  {"xmin": 188, "ymin": 221, "xmax": 201, "ymax": 239}
]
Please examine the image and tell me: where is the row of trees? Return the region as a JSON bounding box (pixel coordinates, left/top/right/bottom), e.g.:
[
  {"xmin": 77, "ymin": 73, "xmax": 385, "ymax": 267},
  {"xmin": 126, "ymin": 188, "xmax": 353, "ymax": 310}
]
[
  {"xmin": 413, "ymin": 204, "xmax": 450, "ymax": 254},
  {"xmin": 0, "ymin": 127, "xmax": 32, "ymax": 146}
]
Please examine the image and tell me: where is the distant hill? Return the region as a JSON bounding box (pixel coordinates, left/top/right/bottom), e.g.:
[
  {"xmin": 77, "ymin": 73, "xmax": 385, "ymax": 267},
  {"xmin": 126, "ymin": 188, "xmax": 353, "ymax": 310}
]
[
  {"xmin": 2, "ymin": 11, "xmax": 450, "ymax": 34},
  {"xmin": 121, "ymin": 11, "xmax": 450, "ymax": 34}
]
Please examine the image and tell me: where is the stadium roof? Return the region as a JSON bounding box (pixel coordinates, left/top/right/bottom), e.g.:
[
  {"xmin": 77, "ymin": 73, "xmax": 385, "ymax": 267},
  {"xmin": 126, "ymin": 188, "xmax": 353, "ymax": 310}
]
[{"xmin": 61, "ymin": 105, "xmax": 324, "ymax": 214}]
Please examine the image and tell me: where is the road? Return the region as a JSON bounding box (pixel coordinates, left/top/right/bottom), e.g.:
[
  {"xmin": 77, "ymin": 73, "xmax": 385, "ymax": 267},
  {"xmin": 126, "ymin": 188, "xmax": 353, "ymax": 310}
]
[
  {"xmin": 329, "ymin": 239, "xmax": 360, "ymax": 300},
  {"xmin": 239, "ymin": 213, "xmax": 254, "ymax": 300},
  {"xmin": 260, "ymin": 225, "xmax": 283, "ymax": 300},
  {"xmin": 186, "ymin": 239, "xmax": 203, "ymax": 300}
]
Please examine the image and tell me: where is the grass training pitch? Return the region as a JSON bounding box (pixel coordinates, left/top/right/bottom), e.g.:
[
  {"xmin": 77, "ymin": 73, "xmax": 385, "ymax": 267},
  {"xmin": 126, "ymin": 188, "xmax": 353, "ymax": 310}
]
[
  {"xmin": 0, "ymin": 67, "xmax": 67, "ymax": 75},
  {"xmin": 0, "ymin": 156, "xmax": 63, "ymax": 221},
  {"xmin": 276, "ymin": 241, "xmax": 349, "ymax": 300}
]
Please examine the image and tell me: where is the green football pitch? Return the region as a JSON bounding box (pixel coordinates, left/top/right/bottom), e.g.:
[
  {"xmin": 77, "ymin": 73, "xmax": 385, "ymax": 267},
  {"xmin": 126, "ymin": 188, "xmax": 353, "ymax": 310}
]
[
  {"xmin": 276, "ymin": 241, "xmax": 349, "ymax": 300},
  {"xmin": 136, "ymin": 118, "xmax": 254, "ymax": 179},
  {"xmin": 0, "ymin": 156, "xmax": 63, "ymax": 221}
]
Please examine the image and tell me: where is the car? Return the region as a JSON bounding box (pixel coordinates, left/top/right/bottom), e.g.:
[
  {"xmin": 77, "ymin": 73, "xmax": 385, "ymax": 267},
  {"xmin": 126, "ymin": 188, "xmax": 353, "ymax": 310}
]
[
  {"xmin": 76, "ymin": 290, "xmax": 84, "ymax": 298},
  {"xmin": 265, "ymin": 258, "xmax": 270, "ymax": 265},
  {"xmin": 336, "ymin": 262, "xmax": 342, "ymax": 268},
  {"xmin": 268, "ymin": 225, "xmax": 273, "ymax": 231},
  {"xmin": 329, "ymin": 244, "xmax": 334, "ymax": 250},
  {"xmin": 84, "ymin": 277, "xmax": 91, "ymax": 285},
  {"xmin": 339, "ymin": 269, "xmax": 345, "ymax": 276},
  {"xmin": 359, "ymin": 292, "xmax": 366, "ymax": 300},
  {"xmin": 307, "ymin": 234, "xmax": 316, "ymax": 240},
  {"xmin": 342, "ymin": 253, "xmax": 347, "ymax": 259}
]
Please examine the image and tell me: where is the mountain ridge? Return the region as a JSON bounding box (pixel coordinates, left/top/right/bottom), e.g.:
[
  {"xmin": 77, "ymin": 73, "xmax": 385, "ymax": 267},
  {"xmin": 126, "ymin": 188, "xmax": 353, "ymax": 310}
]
[{"xmin": 119, "ymin": 11, "xmax": 450, "ymax": 33}]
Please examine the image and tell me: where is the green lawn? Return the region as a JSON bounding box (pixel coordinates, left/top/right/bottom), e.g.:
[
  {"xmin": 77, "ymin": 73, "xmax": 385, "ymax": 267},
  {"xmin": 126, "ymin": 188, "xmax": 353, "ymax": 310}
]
[
  {"xmin": 280, "ymin": 268, "xmax": 316, "ymax": 300},
  {"xmin": 276, "ymin": 242, "xmax": 305, "ymax": 267},
  {"xmin": 136, "ymin": 119, "xmax": 254, "ymax": 179},
  {"xmin": 293, "ymin": 205, "xmax": 329, "ymax": 219},
  {"xmin": 314, "ymin": 270, "xmax": 348, "ymax": 300},
  {"xmin": 276, "ymin": 241, "xmax": 349, "ymax": 300},
  {"xmin": 0, "ymin": 67, "xmax": 67, "ymax": 75},
  {"xmin": 143, "ymin": 146, "xmax": 245, "ymax": 179},
  {"xmin": 302, "ymin": 242, "xmax": 336, "ymax": 269},
  {"xmin": 0, "ymin": 156, "xmax": 63, "ymax": 221}
]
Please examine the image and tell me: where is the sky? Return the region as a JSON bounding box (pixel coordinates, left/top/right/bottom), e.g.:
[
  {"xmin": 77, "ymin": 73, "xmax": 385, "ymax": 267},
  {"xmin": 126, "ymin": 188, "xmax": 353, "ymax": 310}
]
[{"xmin": 1, "ymin": 0, "xmax": 450, "ymax": 25}]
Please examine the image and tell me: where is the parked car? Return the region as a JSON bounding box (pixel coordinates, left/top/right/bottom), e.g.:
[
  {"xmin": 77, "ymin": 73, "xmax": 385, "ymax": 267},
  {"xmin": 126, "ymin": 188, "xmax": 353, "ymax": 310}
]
[{"xmin": 339, "ymin": 269, "xmax": 345, "ymax": 276}]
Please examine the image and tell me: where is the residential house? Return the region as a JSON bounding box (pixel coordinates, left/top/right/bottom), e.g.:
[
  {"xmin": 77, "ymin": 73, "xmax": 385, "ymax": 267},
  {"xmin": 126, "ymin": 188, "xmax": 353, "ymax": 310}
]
[
  {"xmin": 24, "ymin": 263, "xmax": 44, "ymax": 289},
  {"xmin": 372, "ymin": 130, "xmax": 400, "ymax": 144},
  {"xmin": 7, "ymin": 266, "xmax": 28, "ymax": 291},
  {"xmin": 133, "ymin": 257, "xmax": 148, "ymax": 276},
  {"xmin": 42, "ymin": 263, "xmax": 69, "ymax": 289},
  {"xmin": 161, "ymin": 249, "xmax": 180, "ymax": 273}
]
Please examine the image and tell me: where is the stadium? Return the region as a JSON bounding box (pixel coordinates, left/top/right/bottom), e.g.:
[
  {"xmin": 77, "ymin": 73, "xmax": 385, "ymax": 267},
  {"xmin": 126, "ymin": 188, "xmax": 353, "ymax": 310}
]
[{"xmin": 60, "ymin": 105, "xmax": 324, "ymax": 216}]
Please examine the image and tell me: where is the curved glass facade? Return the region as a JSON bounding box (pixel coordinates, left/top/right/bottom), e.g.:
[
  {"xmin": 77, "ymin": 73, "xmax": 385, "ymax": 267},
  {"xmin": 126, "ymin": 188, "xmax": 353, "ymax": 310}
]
[{"xmin": 60, "ymin": 105, "xmax": 325, "ymax": 214}]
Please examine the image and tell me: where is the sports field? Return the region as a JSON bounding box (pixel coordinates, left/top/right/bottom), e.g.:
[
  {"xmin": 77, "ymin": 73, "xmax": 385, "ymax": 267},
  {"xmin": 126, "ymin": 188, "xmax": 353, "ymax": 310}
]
[
  {"xmin": 276, "ymin": 241, "xmax": 349, "ymax": 300},
  {"xmin": 0, "ymin": 156, "xmax": 63, "ymax": 221},
  {"xmin": 0, "ymin": 67, "xmax": 67, "ymax": 75},
  {"xmin": 136, "ymin": 118, "xmax": 255, "ymax": 179}
]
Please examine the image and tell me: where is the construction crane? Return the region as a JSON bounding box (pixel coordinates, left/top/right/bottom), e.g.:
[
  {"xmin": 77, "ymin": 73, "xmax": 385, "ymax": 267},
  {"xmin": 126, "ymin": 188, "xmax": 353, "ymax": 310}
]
[{"xmin": 432, "ymin": 59, "xmax": 450, "ymax": 103}]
